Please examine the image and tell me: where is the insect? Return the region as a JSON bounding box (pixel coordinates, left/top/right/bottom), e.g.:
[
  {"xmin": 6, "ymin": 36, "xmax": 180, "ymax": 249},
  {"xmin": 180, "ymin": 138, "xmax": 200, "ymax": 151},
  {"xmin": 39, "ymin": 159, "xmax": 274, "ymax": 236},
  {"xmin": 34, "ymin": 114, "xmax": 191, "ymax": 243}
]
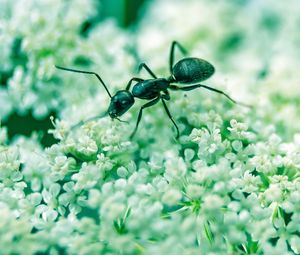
[{"xmin": 56, "ymin": 41, "xmax": 246, "ymax": 139}]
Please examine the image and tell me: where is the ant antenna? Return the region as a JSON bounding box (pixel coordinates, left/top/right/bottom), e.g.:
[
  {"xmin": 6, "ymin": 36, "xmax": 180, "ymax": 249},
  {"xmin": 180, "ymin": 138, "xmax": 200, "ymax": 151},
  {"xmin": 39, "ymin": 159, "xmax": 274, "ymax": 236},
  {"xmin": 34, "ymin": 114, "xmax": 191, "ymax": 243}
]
[
  {"xmin": 70, "ymin": 113, "xmax": 108, "ymax": 131},
  {"xmin": 55, "ymin": 65, "xmax": 112, "ymax": 98}
]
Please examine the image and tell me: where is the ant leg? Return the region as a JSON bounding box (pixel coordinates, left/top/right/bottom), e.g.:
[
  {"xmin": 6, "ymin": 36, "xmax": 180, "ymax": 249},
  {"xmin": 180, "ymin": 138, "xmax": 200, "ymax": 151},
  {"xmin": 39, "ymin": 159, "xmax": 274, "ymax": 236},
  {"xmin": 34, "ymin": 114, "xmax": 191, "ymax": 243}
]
[
  {"xmin": 126, "ymin": 77, "xmax": 144, "ymax": 90},
  {"xmin": 130, "ymin": 97, "xmax": 160, "ymax": 139},
  {"xmin": 169, "ymin": 84, "xmax": 204, "ymax": 91},
  {"xmin": 115, "ymin": 117, "xmax": 129, "ymax": 124},
  {"xmin": 169, "ymin": 84, "xmax": 251, "ymax": 107},
  {"xmin": 161, "ymin": 98, "xmax": 180, "ymax": 139},
  {"xmin": 138, "ymin": 63, "xmax": 157, "ymax": 78},
  {"xmin": 162, "ymin": 90, "xmax": 170, "ymax": 101},
  {"xmin": 55, "ymin": 65, "xmax": 112, "ymax": 98},
  {"xmin": 169, "ymin": 41, "xmax": 188, "ymax": 73}
]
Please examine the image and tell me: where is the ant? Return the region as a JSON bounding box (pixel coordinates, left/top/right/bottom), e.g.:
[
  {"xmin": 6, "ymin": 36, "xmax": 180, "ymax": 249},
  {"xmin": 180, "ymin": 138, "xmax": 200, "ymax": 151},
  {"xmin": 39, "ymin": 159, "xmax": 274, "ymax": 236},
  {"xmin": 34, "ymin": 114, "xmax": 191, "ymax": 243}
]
[{"xmin": 56, "ymin": 41, "xmax": 247, "ymax": 139}]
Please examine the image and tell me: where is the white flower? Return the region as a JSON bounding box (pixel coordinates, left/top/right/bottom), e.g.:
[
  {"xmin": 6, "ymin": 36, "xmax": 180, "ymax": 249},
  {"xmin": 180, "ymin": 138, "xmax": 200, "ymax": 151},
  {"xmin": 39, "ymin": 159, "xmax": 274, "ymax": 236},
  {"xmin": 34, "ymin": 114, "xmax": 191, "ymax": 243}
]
[
  {"xmin": 72, "ymin": 163, "xmax": 103, "ymax": 190},
  {"xmin": 77, "ymin": 135, "xmax": 98, "ymax": 156},
  {"xmin": 96, "ymin": 153, "xmax": 113, "ymax": 172},
  {"xmin": 250, "ymin": 154, "xmax": 274, "ymax": 174},
  {"xmin": 50, "ymin": 155, "xmax": 76, "ymax": 177},
  {"xmin": 162, "ymin": 189, "xmax": 182, "ymax": 206},
  {"xmin": 1, "ymin": 0, "xmax": 300, "ymax": 253},
  {"xmin": 48, "ymin": 117, "xmax": 70, "ymax": 140},
  {"xmin": 289, "ymin": 236, "xmax": 300, "ymax": 254},
  {"xmin": 202, "ymin": 194, "xmax": 224, "ymax": 212},
  {"xmin": 164, "ymin": 157, "xmax": 187, "ymax": 183},
  {"xmin": 117, "ymin": 166, "xmax": 128, "ymax": 178},
  {"xmin": 228, "ymin": 119, "xmax": 254, "ymax": 140},
  {"xmin": 239, "ymin": 171, "xmax": 262, "ymax": 193},
  {"xmin": 264, "ymin": 184, "xmax": 283, "ymax": 203},
  {"xmin": 0, "ymin": 146, "xmax": 20, "ymax": 175},
  {"xmin": 190, "ymin": 127, "xmax": 227, "ymax": 160}
]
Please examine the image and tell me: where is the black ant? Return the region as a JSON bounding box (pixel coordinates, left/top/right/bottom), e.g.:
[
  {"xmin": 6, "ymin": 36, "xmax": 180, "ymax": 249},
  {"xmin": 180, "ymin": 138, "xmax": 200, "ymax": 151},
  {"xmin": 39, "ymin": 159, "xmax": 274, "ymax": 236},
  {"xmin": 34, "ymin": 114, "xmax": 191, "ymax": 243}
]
[{"xmin": 56, "ymin": 41, "xmax": 247, "ymax": 139}]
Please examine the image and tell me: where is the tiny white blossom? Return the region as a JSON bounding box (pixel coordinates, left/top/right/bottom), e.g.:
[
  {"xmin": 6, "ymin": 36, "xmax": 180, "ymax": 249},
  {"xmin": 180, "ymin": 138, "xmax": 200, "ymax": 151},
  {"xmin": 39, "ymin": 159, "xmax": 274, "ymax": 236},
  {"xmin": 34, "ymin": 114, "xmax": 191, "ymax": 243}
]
[
  {"xmin": 162, "ymin": 189, "xmax": 182, "ymax": 206},
  {"xmin": 77, "ymin": 135, "xmax": 98, "ymax": 156}
]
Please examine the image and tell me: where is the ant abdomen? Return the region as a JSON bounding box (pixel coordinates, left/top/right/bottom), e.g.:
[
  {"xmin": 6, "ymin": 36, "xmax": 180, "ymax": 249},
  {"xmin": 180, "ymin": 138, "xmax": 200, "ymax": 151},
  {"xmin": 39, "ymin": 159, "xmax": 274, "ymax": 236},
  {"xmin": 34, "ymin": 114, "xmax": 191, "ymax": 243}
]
[{"xmin": 172, "ymin": 57, "xmax": 215, "ymax": 83}]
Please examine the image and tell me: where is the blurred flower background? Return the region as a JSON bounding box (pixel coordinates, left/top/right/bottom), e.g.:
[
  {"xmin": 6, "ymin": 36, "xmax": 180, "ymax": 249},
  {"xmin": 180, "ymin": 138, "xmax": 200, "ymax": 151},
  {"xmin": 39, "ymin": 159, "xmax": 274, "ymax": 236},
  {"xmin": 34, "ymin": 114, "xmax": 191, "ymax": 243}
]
[{"xmin": 1, "ymin": 0, "xmax": 300, "ymax": 254}]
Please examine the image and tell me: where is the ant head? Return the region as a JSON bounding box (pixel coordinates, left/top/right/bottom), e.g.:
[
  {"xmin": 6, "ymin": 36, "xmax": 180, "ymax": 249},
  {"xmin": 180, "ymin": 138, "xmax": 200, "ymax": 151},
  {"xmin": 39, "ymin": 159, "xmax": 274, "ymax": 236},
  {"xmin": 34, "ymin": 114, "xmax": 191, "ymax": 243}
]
[{"xmin": 108, "ymin": 90, "xmax": 135, "ymax": 118}]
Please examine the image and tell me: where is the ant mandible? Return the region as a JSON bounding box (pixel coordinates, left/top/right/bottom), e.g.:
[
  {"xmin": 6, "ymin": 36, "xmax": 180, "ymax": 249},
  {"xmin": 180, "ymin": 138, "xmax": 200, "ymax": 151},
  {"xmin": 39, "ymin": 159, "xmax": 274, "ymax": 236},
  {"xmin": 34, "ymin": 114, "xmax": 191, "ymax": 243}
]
[{"xmin": 56, "ymin": 41, "xmax": 245, "ymax": 139}]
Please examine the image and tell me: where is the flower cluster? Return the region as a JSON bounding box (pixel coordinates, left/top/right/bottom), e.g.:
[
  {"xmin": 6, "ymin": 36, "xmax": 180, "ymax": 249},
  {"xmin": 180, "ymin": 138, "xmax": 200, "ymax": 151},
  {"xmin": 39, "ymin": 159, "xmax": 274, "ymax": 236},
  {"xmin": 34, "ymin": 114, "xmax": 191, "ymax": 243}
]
[
  {"xmin": 1, "ymin": 0, "xmax": 300, "ymax": 254},
  {"xmin": 0, "ymin": 0, "xmax": 134, "ymax": 118}
]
